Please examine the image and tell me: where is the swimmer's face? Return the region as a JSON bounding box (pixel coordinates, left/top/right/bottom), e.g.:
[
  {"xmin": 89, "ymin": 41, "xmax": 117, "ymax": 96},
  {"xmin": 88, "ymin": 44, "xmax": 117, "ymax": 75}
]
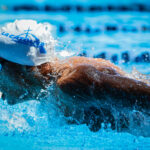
[{"xmin": 0, "ymin": 59, "xmax": 48, "ymax": 105}]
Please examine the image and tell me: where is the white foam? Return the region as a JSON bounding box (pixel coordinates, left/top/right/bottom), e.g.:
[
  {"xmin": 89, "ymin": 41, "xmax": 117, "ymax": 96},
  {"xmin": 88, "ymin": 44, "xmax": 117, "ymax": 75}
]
[
  {"xmin": 0, "ymin": 20, "xmax": 56, "ymax": 66},
  {"xmin": 59, "ymin": 50, "xmax": 75, "ymax": 57}
]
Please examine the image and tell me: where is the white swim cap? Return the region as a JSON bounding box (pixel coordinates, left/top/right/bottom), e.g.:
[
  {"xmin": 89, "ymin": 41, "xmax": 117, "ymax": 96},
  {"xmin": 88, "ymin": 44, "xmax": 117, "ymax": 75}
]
[{"xmin": 0, "ymin": 20, "xmax": 56, "ymax": 66}]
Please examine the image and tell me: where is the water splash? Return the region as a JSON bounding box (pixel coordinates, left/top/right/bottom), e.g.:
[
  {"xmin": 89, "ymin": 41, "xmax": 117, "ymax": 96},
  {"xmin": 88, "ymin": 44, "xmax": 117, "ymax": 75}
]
[{"xmin": 126, "ymin": 67, "xmax": 150, "ymax": 85}]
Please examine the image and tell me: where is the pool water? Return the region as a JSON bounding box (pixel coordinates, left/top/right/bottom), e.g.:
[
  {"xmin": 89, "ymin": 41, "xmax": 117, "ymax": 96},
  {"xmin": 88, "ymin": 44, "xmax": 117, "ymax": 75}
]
[{"xmin": 0, "ymin": 11, "xmax": 150, "ymax": 149}]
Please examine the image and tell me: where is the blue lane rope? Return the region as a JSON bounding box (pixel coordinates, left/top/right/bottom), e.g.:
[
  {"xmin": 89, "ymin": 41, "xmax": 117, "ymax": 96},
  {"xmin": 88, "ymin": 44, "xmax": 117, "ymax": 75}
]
[
  {"xmin": 78, "ymin": 51, "xmax": 150, "ymax": 63},
  {"xmin": 58, "ymin": 24, "xmax": 150, "ymax": 33},
  {"xmin": 12, "ymin": 4, "xmax": 150, "ymax": 12}
]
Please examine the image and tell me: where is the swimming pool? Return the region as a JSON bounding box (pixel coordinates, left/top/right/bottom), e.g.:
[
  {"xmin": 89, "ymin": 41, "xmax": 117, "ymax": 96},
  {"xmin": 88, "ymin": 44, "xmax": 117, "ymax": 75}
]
[{"xmin": 0, "ymin": 11, "xmax": 150, "ymax": 149}]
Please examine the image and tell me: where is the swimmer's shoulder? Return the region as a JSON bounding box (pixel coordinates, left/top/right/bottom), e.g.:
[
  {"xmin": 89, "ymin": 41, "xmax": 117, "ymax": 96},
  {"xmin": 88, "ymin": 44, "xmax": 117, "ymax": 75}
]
[{"xmin": 67, "ymin": 56, "xmax": 126, "ymax": 76}]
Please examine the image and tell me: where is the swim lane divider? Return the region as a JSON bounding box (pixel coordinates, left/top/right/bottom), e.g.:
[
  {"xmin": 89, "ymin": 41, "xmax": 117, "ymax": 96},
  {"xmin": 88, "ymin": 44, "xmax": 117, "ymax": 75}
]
[
  {"xmin": 79, "ymin": 51, "xmax": 150, "ymax": 64},
  {"xmin": 58, "ymin": 24, "xmax": 150, "ymax": 34},
  {"xmin": 11, "ymin": 4, "xmax": 150, "ymax": 12}
]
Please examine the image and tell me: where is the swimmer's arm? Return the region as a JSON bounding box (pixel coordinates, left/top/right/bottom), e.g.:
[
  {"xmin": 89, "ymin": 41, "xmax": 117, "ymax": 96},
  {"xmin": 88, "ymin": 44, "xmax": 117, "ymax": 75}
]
[
  {"xmin": 102, "ymin": 73, "xmax": 150, "ymax": 96},
  {"xmin": 57, "ymin": 64, "xmax": 150, "ymax": 101}
]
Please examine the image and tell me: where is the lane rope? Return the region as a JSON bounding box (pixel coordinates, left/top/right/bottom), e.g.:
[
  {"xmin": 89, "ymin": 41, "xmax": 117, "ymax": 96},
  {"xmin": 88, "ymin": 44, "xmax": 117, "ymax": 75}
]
[
  {"xmin": 78, "ymin": 51, "xmax": 150, "ymax": 63},
  {"xmin": 11, "ymin": 4, "xmax": 150, "ymax": 12}
]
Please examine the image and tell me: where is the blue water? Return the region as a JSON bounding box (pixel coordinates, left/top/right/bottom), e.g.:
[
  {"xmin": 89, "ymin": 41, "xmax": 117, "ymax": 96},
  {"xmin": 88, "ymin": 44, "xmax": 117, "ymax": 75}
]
[{"xmin": 0, "ymin": 11, "xmax": 150, "ymax": 149}]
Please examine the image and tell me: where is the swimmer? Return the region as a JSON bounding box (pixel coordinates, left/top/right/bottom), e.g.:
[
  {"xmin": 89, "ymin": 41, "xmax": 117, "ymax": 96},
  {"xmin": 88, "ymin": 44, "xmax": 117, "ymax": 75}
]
[
  {"xmin": 1, "ymin": 55, "xmax": 150, "ymax": 106},
  {"xmin": 0, "ymin": 20, "xmax": 150, "ymax": 134},
  {"xmin": 31, "ymin": 56, "xmax": 150, "ymax": 104}
]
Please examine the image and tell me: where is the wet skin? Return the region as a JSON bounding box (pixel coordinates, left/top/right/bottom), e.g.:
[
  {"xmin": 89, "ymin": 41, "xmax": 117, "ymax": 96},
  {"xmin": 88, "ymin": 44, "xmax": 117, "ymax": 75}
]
[
  {"xmin": 34, "ymin": 56, "xmax": 150, "ymax": 109},
  {"xmin": 0, "ymin": 56, "xmax": 150, "ymax": 133}
]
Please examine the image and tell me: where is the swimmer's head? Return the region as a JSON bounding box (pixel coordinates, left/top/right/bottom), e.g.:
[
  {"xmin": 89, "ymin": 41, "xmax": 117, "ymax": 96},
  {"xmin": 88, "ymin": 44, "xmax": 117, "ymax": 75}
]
[{"xmin": 0, "ymin": 20, "xmax": 56, "ymax": 66}]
